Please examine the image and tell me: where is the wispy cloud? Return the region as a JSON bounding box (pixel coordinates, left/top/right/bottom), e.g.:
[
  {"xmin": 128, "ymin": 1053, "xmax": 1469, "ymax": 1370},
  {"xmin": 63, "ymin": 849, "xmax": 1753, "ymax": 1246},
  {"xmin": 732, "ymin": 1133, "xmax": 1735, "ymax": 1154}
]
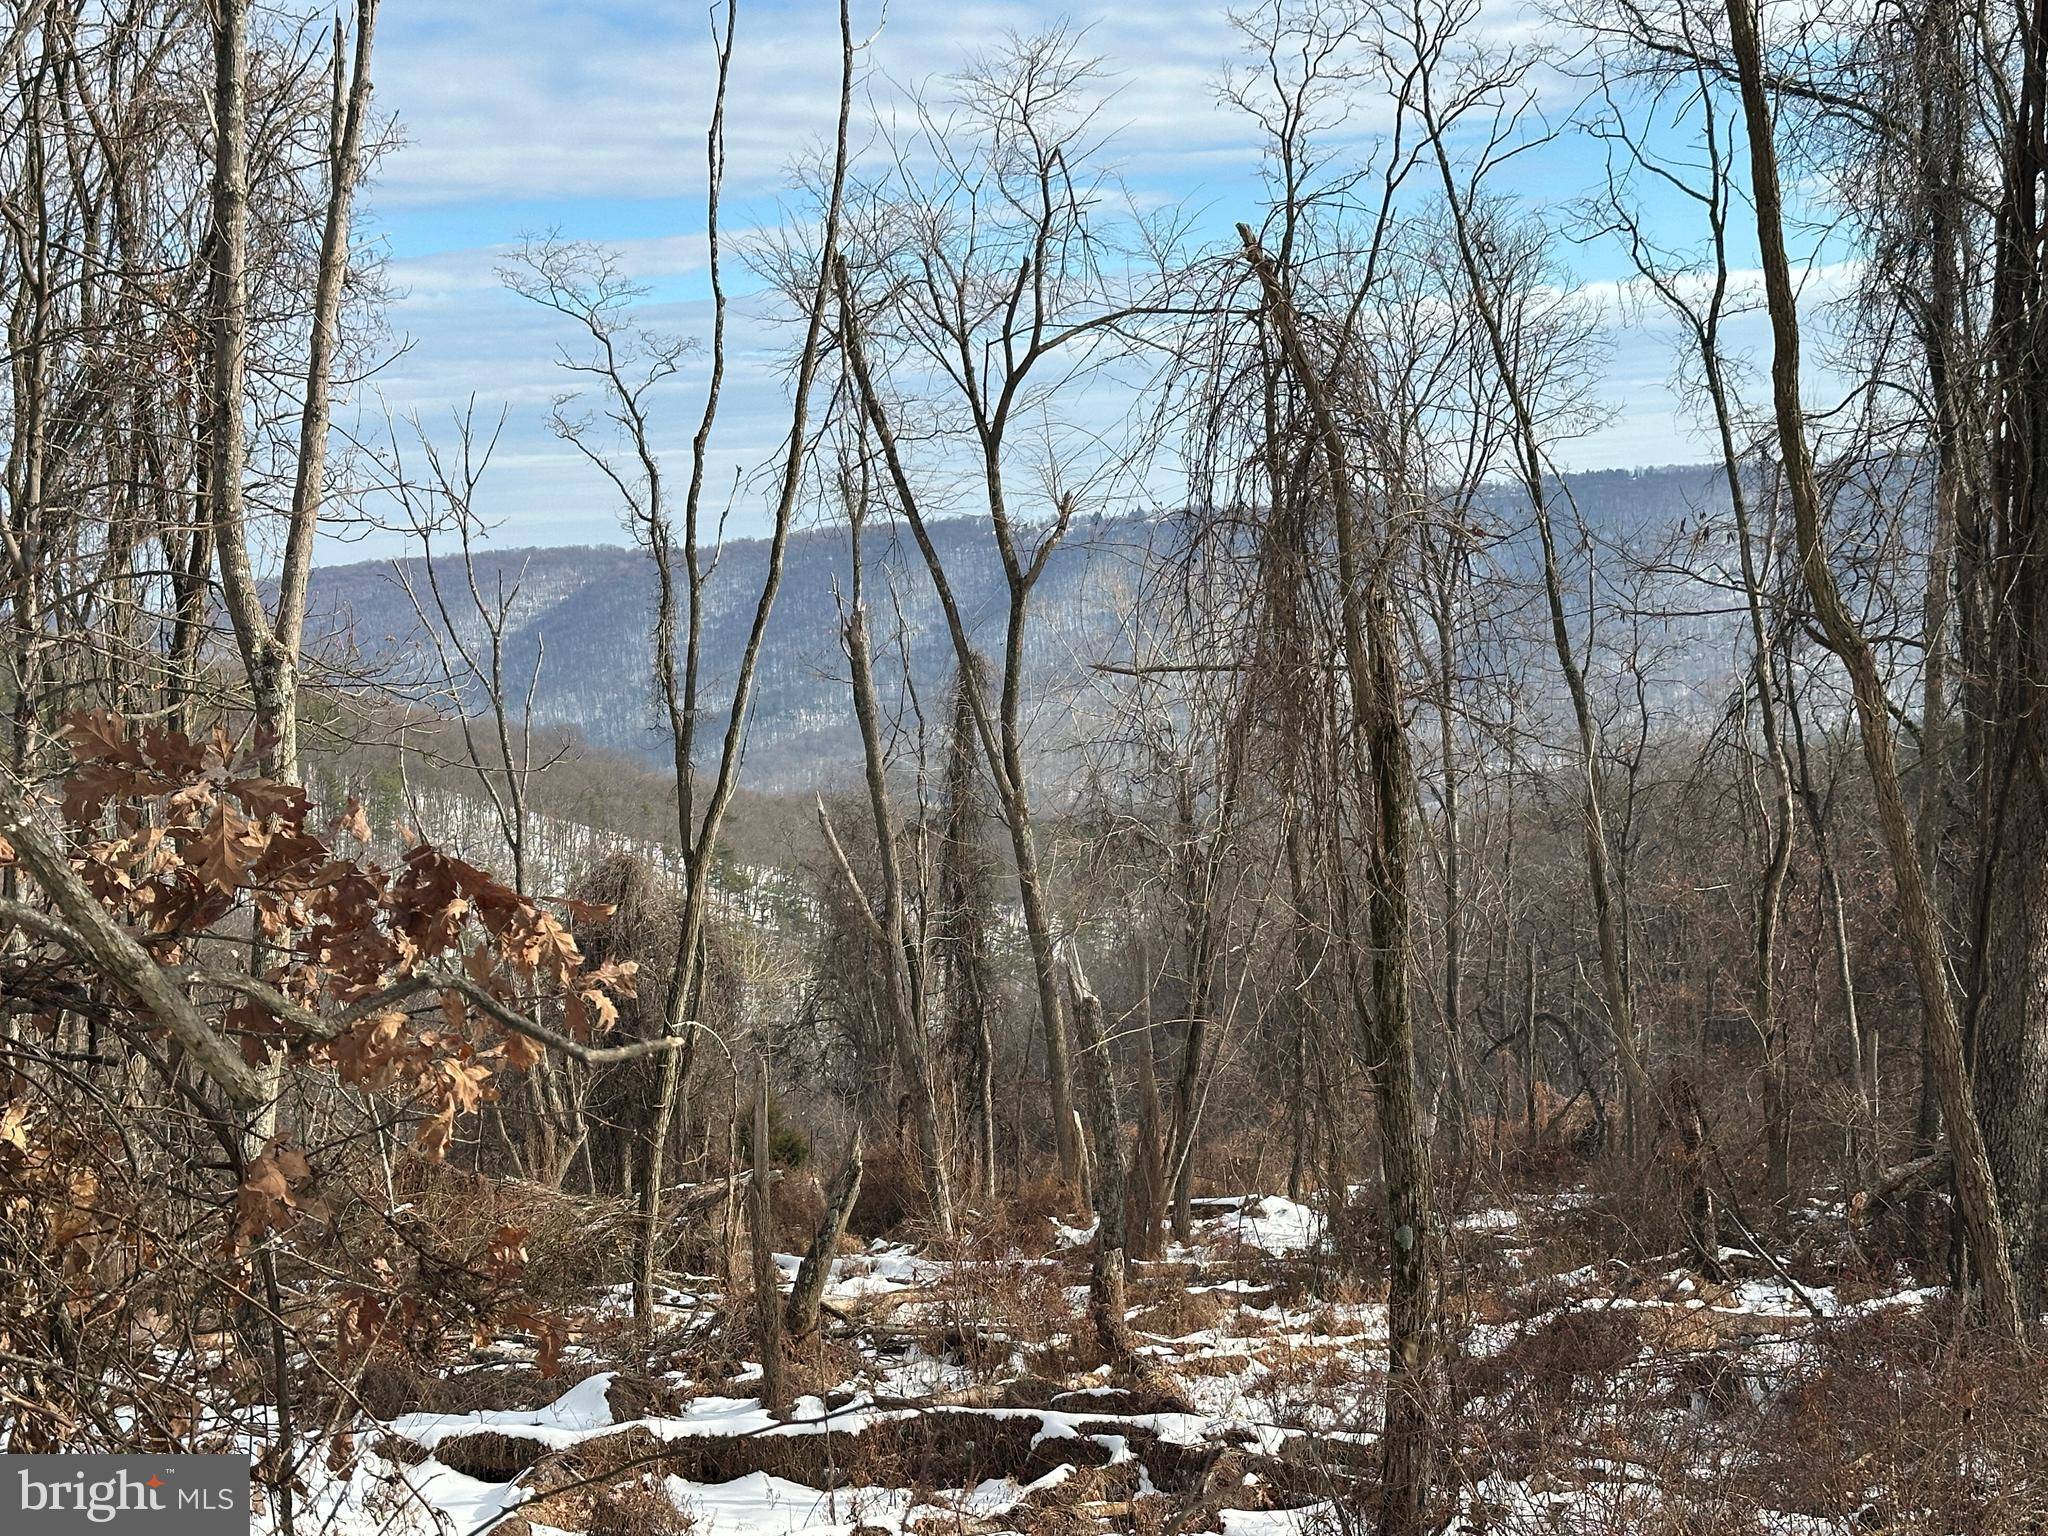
[
  {"xmin": 329, "ymin": 0, "xmax": 1825, "ymax": 559},
  {"xmin": 372, "ymin": 0, "xmax": 1248, "ymax": 213}
]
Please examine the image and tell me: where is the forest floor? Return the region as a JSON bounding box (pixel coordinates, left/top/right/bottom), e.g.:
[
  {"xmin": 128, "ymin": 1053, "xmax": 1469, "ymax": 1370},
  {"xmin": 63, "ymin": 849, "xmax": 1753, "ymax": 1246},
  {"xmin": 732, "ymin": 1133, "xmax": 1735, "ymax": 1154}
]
[{"xmin": 291, "ymin": 1179, "xmax": 2042, "ymax": 1536}]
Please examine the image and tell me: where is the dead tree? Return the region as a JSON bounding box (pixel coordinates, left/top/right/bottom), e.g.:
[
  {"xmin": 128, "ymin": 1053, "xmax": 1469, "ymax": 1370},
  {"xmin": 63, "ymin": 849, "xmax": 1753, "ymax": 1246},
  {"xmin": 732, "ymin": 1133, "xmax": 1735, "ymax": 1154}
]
[
  {"xmin": 1240, "ymin": 226, "xmax": 1440, "ymax": 1536},
  {"xmin": 1415, "ymin": 54, "xmax": 1651, "ymax": 1147},
  {"xmin": 785, "ymin": 1137, "xmax": 863, "ymax": 1342},
  {"xmin": 1588, "ymin": 57, "xmax": 1805, "ymax": 1192},
  {"xmin": 210, "ymin": 0, "xmax": 380, "ymax": 784},
  {"xmin": 935, "ymin": 656, "xmax": 1002, "ymax": 1203},
  {"xmin": 1063, "ymin": 941, "xmax": 1135, "ymax": 1366},
  {"xmin": 832, "ymin": 32, "xmax": 1180, "ymax": 1186}
]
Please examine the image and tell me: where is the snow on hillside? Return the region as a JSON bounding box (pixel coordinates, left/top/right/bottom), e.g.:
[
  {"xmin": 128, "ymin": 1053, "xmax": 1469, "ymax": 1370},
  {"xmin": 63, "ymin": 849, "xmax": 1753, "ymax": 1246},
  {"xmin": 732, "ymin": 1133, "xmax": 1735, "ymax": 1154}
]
[{"xmin": 257, "ymin": 1188, "xmax": 1967, "ymax": 1536}]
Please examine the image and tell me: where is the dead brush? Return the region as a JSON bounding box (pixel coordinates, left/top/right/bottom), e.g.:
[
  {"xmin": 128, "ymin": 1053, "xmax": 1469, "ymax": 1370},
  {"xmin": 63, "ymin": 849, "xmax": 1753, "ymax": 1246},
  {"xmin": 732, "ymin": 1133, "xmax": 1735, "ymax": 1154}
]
[
  {"xmin": 383, "ymin": 1157, "xmax": 636, "ymax": 1311},
  {"xmin": 589, "ymin": 1476, "xmax": 694, "ymax": 1536},
  {"xmin": 353, "ymin": 1355, "xmax": 581, "ymax": 1421},
  {"xmin": 780, "ymin": 1331, "xmax": 866, "ymax": 1400},
  {"xmin": 838, "ymin": 1481, "xmax": 928, "ymax": 1536},
  {"xmin": 1006, "ymin": 1461, "xmax": 1124, "ymax": 1536},
  {"xmin": 1452, "ymin": 1357, "xmax": 1771, "ymax": 1535},
  {"xmin": 1444, "ymin": 1292, "xmax": 2048, "ymax": 1533},
  {"xmin": 603, "ymin": 1371, "xmax": 695, "ymax": 1421},
  {"xmin": 1737, "ymin": 1307, "xmax": 2048, "ymax": 1530},
  {"xmin": 943, "ymin": 1172, "xmax": 1070, "ymax": 1258},
  {"xmin": 1293, "ymin": 1273, "xmax": 1385, "ymax": 1336},
  {"xmin": 1481, "ymin": 1085, "xmax": 1607, "ymax": 1184},
  {"xmin": 770, "ymin": 1168, "xmax": 829, "ymax": 1251},
  {"xmin": 1125, "ymin": 1278, "xmax": 1232, "ymax": 1339},
  {"xmin": 848, "ymin": 1140, "xmax": 932, "ymax": 1240},
  {"xmin": 508, "ymin": 1434, "xmax": 685, "ymax": 1534},
  {"xmin": 1538, "ymin": 1178, "xmax": 1680, "ymax": 1275},
  {"xmin": 1252, "ymin": 1337, "xmax": 1383, "ymax": 1435},
  {"xmin": 919, "ymin": 1255, "xmax": 1079, "ymax": 1382},
  {"xmin": 1196, "ymin": 1122, "xmax": 1282, "ymax": 1199},
  {"xmin": 1449, "ymin": 1305, "xmax": 1653, "ymax": 1481},
  {"xmin": 580, "ymin": 1300, "xmax": 717, "ymax": 1375},
  {"xmin": 1247, "ymin": 1351, "xmax": 1394, "ymax": 1531}
]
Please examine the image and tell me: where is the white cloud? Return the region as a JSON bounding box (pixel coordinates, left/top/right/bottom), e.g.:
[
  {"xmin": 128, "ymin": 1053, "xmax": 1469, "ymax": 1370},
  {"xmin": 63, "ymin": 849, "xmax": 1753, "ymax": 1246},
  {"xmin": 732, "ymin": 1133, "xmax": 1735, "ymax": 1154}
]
[
  {"xmin": 322, "ymin": 0, "xmax": 1835, "ymax": 559},
  {"xmin": 372, "ymin": 0, "xmax": 1248, "ymax": 210}
]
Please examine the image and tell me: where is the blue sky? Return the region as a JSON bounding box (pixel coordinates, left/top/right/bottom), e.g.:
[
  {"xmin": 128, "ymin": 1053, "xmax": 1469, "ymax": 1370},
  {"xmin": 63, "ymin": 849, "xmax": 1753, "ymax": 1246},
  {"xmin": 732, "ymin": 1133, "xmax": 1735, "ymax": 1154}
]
[{"xmin": 333, "ymin": 0, "xmax": 1832, "ymax": 560}]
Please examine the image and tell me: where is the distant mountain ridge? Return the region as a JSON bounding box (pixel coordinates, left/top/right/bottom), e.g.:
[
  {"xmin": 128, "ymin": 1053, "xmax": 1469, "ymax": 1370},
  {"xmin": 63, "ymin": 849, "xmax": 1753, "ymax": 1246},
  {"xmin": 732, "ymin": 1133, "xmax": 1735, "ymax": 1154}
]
[
  {"xmin": 306, "ymin": 512, "xmax": 1158, "ymax": 792},
  {"xmin": 306, "ymin": 465, "xmax": 1731, "ymax": 791}
]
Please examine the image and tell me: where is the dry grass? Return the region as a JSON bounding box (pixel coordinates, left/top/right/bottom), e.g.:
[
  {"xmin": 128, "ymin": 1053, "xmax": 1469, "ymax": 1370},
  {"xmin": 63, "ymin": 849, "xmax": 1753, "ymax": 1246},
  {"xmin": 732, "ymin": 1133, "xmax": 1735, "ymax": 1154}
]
[{"xmin": 337, "ymin": 1147, "xmax": 2048, "ymax": 1536}]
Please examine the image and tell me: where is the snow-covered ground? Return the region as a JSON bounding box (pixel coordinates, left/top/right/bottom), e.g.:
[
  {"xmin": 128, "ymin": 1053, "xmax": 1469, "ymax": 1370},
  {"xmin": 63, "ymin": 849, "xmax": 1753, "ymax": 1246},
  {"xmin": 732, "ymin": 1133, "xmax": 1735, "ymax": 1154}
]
[{"xmin": 261, "ymin": 1190, "xmax": 1976, "ymax": 1536}]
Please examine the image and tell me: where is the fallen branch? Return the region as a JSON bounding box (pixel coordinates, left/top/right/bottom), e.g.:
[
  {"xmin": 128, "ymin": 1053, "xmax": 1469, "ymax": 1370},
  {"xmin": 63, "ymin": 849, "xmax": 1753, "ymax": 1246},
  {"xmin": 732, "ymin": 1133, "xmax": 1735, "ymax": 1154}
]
[
  {"xmin": 666, "ymin": 1169, "xmax": 781, "ymax": 1224},
  {"xmin": 1849, "ymin": 1149, "xmax": 1952, "ymax": 1220}
]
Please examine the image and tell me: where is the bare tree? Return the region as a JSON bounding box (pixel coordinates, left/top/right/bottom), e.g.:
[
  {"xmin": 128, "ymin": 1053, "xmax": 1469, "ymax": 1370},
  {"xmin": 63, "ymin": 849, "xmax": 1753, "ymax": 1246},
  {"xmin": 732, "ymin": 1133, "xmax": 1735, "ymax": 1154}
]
[
  {"xmin": 1241, "ymin": 225, "xmax": 1439, "ymax": 1536},
  {"xmin": 834, "ymin": 30, "xmax": 1180, "ymax": 1186},
  {"xmin": 1724, "ymin": 0, "xmax": 2023, "ymax": 1338},
  {"xmin": 1411, "ymin": 21, "xmax": 1652, "ymax": 1147},
  {"xmin": 934, "ymin": 654, "xmax": 1002, "ymax": 1201},
  {"xmin": 814, "ymin": 452, "xmax": 955, "ymax": 1237},
  {"xmin": 505, "ymin": 0, "xmax": 857, "ymax": 1335},
  {"xmin": 210, "ymin": 0, "xmax": 380, "ymax": 784},
  {"xmin": 1062, "ymin": 940, "xmax": 1136, "ymax": 1364},
  {"xmin": 1584, "ymin": 45, "xmax": 1806, "ymax": 1191}
]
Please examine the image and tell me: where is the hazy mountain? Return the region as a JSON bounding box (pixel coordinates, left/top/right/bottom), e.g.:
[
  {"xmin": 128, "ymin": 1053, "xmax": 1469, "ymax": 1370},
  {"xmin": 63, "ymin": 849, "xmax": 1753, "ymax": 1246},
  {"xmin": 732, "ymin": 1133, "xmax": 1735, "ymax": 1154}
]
[
  {"xmin": 305, "ymin": 464, "xmax": 1731, "ymax": 792},
  {"xmin": 306, "ymin": 512, "xmax": 1161, "ymax": 792}
]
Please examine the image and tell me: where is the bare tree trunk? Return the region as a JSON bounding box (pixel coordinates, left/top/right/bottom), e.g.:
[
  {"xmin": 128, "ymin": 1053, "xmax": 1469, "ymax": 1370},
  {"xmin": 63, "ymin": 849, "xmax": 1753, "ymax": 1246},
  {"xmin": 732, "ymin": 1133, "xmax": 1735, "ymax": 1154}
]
[
  {"xmin": 208, "ymin": 0, "xmax": 376, "ymax": 785},
  {"xmin": 1784, "ymin": 675, "xmax": 1874, "ymax": 1181},
  {"xmin": 631, "ymin": 0, "xmax": 856, "ymax": 1334},
  {"xmin": 1725, "ymin": 0, "xmax": 2023, "ymax": 1339},
  {"xmin": 269, "ymin": 0, "xmax": 377, "ymax": 783},
  {"xmin": 205, "ymin": 0, "xmax": 260, "ymax": 758},
  {"xmin": 1428, "ymin": 544, "xmax": 1469, "ymax": 1164},
  {"xmin": 828, "ymin": 65, "xmax": 1134, "ymax": 1188},
  {"xmin": 1063, "ymin": 944, "xmax": 1134, "ymax": 1366},
  {"xmin": 819, "ymin": 499, "xmax": 954, "ymax": 1236},
  {"xmin": 749, "ymin": 1061, "xmax": 788, "ymax": 1414},
  {"xmin": 1672, "ymin": 1075, "xmax": 1723, "ymax": 1282},
  {"xmin": 836, "ymin": 293, "xmax": 1077, "ymax": 1182},
  {"xmin": 1240, "ymin": 226, "xmax": 1438, "ymax": 1536},
  {"xmin": 1009, "ymin": 695, "xmax": 1084, "ymax": 1189},
  {"xmin": 1974, "ymin": 797, "xmax": 2048, "ymax": 1316},
  {"xmin": 1524, "ymin": 940, "xmax": 1540, "ymax": 1142},
  {"xmin": 1973, "ymin": 0, "xmax": 2048, "ymax": 1324},
  {"xmin": 1698, "ymin": 314, "xmax": 1797, "ymax": 1201},
  {"xmin": 1132, "ymin": 986, "xmax": 1167, "ymax": 1262},
  {"xmin": 200, "ymin": 32, "xmax": 296, "ymax": 1508},
  {"xmin": 785, "ymin": 1137, "xmax": 862, "ymax": 1342},
  {"xmin": 1167, "ymin": 786, "xmax": 1215, "ymax": 1241},
  {"xmin": 938, "ymin": 657, "xmax": 1001, "ymax": 1207}
]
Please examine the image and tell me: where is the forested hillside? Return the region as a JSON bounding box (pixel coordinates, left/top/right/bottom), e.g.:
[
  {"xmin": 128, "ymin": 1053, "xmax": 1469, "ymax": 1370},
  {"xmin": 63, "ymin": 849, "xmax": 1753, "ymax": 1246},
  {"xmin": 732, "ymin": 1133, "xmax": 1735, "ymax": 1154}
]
[
  {"xmin": 304, "ymin": 464, "xmax": 1739, "ymax": 788},
  {"xmin": 303, "ymin": 512, "xmax": 1151, "ymax": 787}
]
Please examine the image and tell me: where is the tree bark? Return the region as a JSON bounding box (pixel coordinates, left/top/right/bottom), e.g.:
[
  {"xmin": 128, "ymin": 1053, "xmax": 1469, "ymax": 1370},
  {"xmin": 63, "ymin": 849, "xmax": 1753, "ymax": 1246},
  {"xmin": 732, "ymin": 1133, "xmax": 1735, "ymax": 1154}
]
[
  {"xmin": 785, "ymin": 1137, "xmax": 862, "ymax": 1341},
  {"xmin": 749, "ymin": 1062, "xmax": 789, "ymax": 1414},
  {"xmin": 1063, "ymin": 944, "xmax": 1134, "ymax": 1365},
  {"xmin": 1240, "ymin": 226, "xmax": 1439, "ymax": 1536},
  {"xmin": 1725, "ymin": 0, "xmax": 2024, "ymax": 1339},
  {"xmin": 825, "ymin": 563, "xmax": 954, "ymax": 1236},
  {"xmin": 1419, "ymin": 105, "xmax": 1648, "ymax": 1146},
  {"xmin": 633, "ymin": 0, "xmax": 854, "ymax": 1335}
]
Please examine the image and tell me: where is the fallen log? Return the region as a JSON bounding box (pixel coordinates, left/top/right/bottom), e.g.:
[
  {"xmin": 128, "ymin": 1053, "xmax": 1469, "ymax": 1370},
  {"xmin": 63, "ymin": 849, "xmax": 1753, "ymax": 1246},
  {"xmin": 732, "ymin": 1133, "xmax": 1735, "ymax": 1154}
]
[
  {"xmin": 664, "ymin": 1168, "xmax": 782, "ymax": 1224},
  {"xmin": 1849, "ymin": 1150, "xmax": 1951, "ymax": 1221}
]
